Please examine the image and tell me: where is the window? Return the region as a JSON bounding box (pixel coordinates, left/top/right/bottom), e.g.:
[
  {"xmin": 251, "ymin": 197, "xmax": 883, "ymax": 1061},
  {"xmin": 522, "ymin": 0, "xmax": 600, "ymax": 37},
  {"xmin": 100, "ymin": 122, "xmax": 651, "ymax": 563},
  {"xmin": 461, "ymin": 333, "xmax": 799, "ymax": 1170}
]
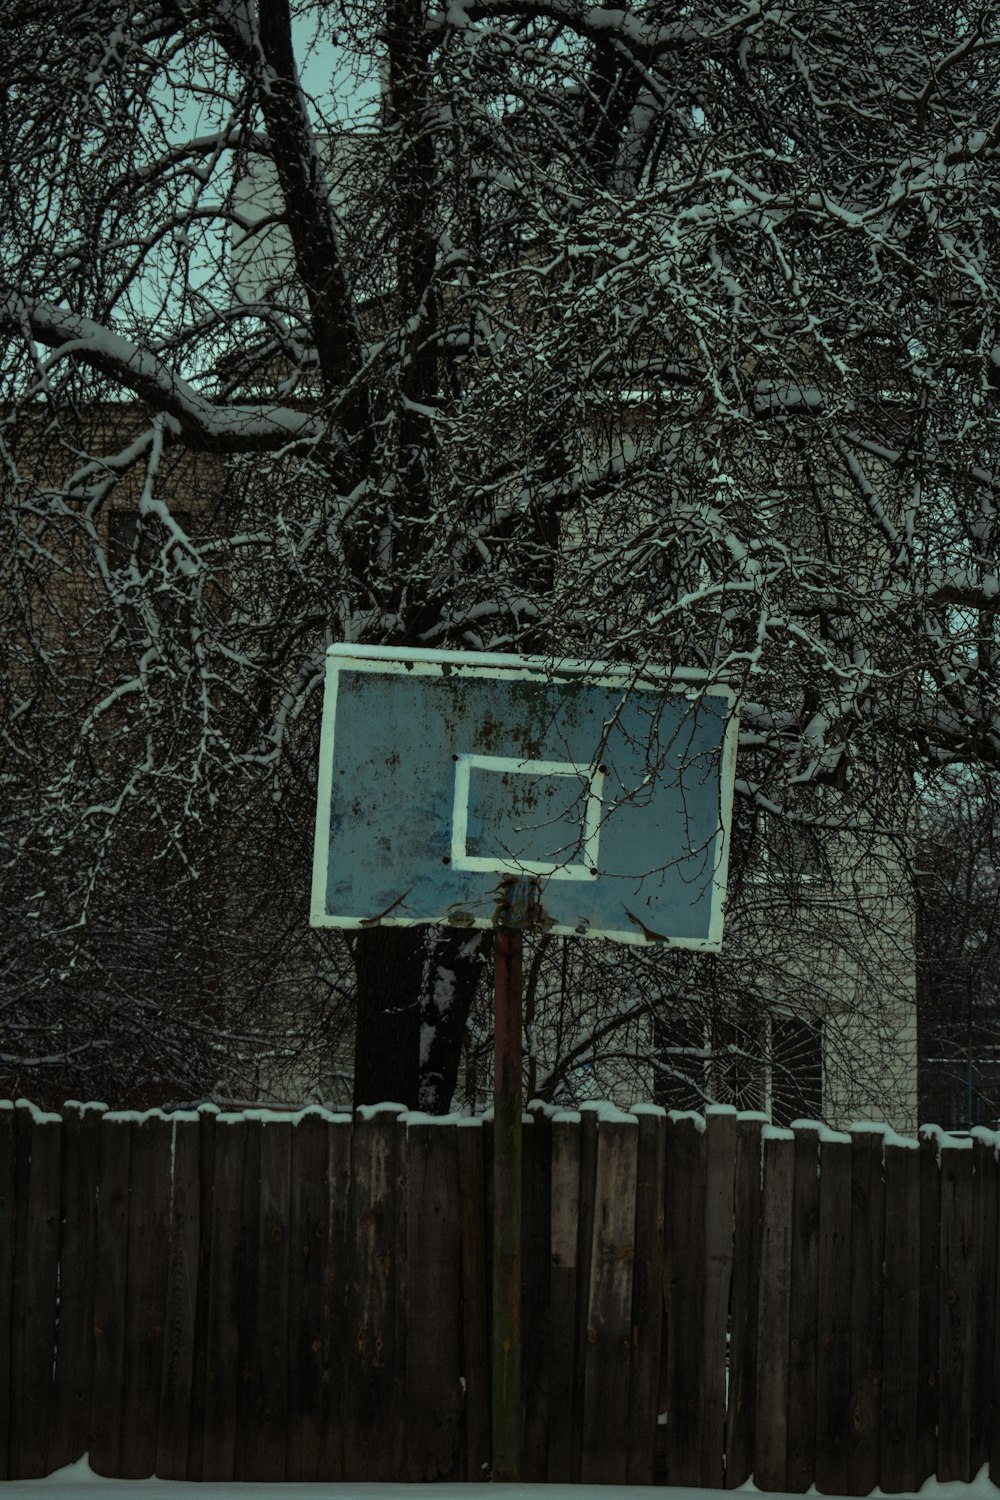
[
  {"xmin": 653, "ymin": 1010, "xmax": 709, "ymax": 1112},
  {"xmin": 752, "ymin": 811, "xmax": 829, "ymax": 885},
  {"xmin": 713, "ymin": 1017, "xmax": 767, "ymax": 1113},
  {"xmin": 769, "ymin": 1015, "xmax": 823, "ymax": 1125},
  {"xmin": 654, "ymin": 1007, "xmax": 823, "ymax": 1122}
]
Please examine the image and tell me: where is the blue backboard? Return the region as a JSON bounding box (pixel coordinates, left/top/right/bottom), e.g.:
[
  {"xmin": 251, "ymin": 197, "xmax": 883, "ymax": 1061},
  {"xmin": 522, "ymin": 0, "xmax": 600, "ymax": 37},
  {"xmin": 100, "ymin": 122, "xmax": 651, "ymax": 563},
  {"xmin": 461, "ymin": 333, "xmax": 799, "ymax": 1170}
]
[{"xmin": 311, "ymin": 646, "xmax": 738, "ymax": 948}]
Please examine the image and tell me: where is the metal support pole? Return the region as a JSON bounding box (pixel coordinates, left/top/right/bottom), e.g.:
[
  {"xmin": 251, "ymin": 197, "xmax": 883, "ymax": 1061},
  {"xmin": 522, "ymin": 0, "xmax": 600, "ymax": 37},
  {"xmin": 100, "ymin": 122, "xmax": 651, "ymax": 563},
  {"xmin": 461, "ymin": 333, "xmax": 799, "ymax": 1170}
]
[{"xmin": 491, "ymin": 879, "xmax": 528, "ymax": 1480}]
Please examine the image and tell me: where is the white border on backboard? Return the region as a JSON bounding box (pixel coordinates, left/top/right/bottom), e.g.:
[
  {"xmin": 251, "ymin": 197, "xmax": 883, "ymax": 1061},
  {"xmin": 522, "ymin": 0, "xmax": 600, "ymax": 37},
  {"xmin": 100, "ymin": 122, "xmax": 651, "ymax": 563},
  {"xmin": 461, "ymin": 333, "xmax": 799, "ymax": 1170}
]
[
  {"xmin": 450, "ymin": 754, "xmax": 605, "ymax": 879},
  {"xmin": 310, "ymin": 643, "xmax": 739, "ymax": 947}
]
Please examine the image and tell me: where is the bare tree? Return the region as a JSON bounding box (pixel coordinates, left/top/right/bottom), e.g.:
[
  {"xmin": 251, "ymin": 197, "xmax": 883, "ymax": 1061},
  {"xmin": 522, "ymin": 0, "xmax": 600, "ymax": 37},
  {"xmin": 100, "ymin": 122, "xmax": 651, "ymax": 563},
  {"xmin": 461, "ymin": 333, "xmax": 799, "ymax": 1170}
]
[
  {"xmin": 2, "ymin": 0, "xmax": 999, "ymax": 1113},
  {"xmin": 916, "ymin": 770, "xmax": 1000, "ymax": 1129}
]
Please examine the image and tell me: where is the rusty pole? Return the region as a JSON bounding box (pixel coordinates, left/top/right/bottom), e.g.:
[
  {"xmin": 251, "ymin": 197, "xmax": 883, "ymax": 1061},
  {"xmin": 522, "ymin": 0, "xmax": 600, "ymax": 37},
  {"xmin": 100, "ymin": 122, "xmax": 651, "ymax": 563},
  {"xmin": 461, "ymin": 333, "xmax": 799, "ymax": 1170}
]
[{"xmin": 491, "ymin": 877, "xmax": 531, "ymax": 1480}]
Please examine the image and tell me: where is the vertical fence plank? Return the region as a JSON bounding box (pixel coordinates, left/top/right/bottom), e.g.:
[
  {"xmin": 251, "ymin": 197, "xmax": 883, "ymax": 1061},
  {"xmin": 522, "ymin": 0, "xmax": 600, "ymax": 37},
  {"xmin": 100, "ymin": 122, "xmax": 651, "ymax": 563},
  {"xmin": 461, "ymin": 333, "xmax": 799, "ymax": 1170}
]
[
  {"xmin": 232, "ymin": 1113, "xmax": 263, "ymax": 1478},
  {"xmin": 992, "ymin": 1135, "xmax": 1000, "ymax": 1487},
  {"xmin": 815, "ymin": 1133, "xmax": 852, "ymax": 1495},
  {"xmin": 393, "ymin": 1117, "xmax": 409, "ymax": 1478},
  {"xmin": 880, "ymin": 1139, "xmax": 921, "ymax": 1493},
  {"xmin": 322, "ymin": 1116, "xmax": 353, "ymax": 1480},
  {"xmin": 580, "ymin": 1113, "xmax": 638, "ymax": 1484},
  {"xmin": 938, "ymin": 1141, "xmax": 975, "ymax": 1482},
  {"xmin": 970, "ymin": 1135, "xmax": 997, "ymax": 1479},
  {"xmin": 0, "ymin": 1104, "xmax": 15, "ymax": 1481},
  {"xmin": 52, "ymin": 1102, "xmax": 104, "ymax": 1471},
  {"xmin": 754, "ymin": 1128, "xmax": 794, "ymax": 1493},
  {"xmin": 201, "ymin": 1113, "xmax": 245, "ymax": 1480},
  {"xmin": 848, "ymin": 1130, "xmax": 886, "ymax": 1496},
  {"xmin": 627, "ymin": 1107, "xmax": 665, "ymax": 1485},
  {"xmin": 189, "ymin": 1104, "xmax": 218, "ymax": 1476},
  {"xmin": 156, "ymin": 1112, "xmax": 201, "ymax": 1480},
  {"xmin": 10, "ymin": 1103, "xmax": 62, "ymax": 1479},
  {"xmin": 259, "ymin": 1120, "xmax": 294, "ymax": 1477},
  {"xmin": 522, "ymin": 1108, "xmax": 552, "ymax": 1482},
  {"xmin": 663, "ymin": 1112, "xmax": 706, "ymax": 1485},
  {"xmin": 9, "ymin": 1104, "xmax": 32, "ymax": 1479},
  {"xmin": 90, "ymin": 1112, "xmax": 132, "ymax": 1476},
  {"xmin": 344, "ymin": 1106, "xmax": 405, "ymax": 1480},
  {"xmin": 286, "ymin": 1109, "xmax": 331, "ymax": 1481},
  {"xmin": 570, "ymin": 1107, "xmax": 598, "ymax": 1481},
  {"xmin": 242, "ymin": 1116, "xmax": 290, "ymax": 1481},
  {"xmin": 787, "ymin": 1124, "xmax": 821, "ymax": 1493},
  {"xmin": 917, "ymin": 1130, "xmax": 942, "ymax": 1487},
  {"xmin": 547, "ymin": 1109, "xmax": 581, "ymax": 1483},
  {"xmin": 405, "ymin": 1120, "xmax": 463, "ymax": 1482},
  {"xmin": 726, "ymin": 1114, "xmax": 764, "ymax": 1488},
  {"xmin": 456, "ymin": 1121, "xmax": 489, "ymax": 1482},
  {"xmin": 120, "ymin": 1114, "xmax": 172, "ymax": 1478},
  {"xmin": 700, "ymin": 1107, "xmax": 736, "ymax": 1490},
  {"xmin": 187, "ymin": 1102, "xmax": 217, "ymax": 1482}
]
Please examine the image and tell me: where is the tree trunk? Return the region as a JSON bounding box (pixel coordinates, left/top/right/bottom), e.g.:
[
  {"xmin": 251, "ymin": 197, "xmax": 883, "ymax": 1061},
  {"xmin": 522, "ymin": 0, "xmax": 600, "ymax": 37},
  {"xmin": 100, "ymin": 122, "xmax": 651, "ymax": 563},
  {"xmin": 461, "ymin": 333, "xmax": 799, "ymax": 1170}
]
[{"xmin": 350, "ymin": 926, "xmax": 490, "ymax": 1111}]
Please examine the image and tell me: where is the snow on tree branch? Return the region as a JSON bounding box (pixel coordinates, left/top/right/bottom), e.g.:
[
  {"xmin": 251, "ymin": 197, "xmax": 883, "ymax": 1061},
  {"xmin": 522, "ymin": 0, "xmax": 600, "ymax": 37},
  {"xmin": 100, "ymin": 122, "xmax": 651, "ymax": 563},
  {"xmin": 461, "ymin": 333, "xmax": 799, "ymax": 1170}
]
[{"xmin": 2, "ymin": 299, "xmax": 323, "ymax": 451}]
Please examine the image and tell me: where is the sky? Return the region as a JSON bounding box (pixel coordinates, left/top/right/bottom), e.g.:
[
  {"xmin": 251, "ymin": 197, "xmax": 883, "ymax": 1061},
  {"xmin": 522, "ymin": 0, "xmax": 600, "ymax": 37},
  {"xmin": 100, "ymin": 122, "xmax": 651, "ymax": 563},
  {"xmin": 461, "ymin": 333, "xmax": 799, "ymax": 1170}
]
[{"xmin": 295, "ymin": 19, "xmax": 380, "ymax": 127}]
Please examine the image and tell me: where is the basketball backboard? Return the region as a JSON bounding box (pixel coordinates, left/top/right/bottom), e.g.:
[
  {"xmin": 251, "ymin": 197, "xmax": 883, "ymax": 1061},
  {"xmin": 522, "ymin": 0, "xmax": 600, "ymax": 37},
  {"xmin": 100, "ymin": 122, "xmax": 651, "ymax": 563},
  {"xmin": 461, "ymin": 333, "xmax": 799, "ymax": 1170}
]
[{"xmin": 311, "ymin": 645, "xmax": 738, "ymax": 947}]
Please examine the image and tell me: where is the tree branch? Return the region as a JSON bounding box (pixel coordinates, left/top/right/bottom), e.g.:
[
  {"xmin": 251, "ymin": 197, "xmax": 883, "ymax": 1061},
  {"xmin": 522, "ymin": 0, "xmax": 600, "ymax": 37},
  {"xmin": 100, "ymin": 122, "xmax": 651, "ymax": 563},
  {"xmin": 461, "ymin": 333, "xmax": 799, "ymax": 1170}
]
[{"xmin": 3, "ymin": 298, "xmax": 323, "ymax": 452}]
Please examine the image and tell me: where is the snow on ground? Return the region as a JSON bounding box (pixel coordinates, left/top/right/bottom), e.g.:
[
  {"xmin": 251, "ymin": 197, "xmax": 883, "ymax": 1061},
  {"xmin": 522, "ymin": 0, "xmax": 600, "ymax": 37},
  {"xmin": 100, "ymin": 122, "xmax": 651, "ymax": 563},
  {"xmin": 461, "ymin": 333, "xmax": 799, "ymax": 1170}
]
[{"xmin": 6, "ymin": 1457, "xmax": 1000, "ymax": 1500}]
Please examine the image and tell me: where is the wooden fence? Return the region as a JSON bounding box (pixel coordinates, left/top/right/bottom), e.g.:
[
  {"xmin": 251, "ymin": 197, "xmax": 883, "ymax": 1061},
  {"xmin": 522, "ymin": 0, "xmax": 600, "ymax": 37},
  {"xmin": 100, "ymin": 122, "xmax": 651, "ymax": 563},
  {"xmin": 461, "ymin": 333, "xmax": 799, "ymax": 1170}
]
[{"xmin": 1, "ymin": 1097, "xmax": 998, "ymax": 1489}]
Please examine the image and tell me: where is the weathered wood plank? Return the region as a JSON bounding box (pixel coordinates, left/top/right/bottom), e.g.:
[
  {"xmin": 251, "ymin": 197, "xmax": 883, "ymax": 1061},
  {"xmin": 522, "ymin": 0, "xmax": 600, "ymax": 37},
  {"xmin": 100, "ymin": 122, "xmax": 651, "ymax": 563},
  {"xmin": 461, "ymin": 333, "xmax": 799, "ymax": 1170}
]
[
  {"xmin": 8, "ymin": 1105, "xmax": 33, "ymax": 1479},
  {"xmin": 392, "ymin": 1116, "xmax": 408, "ymax": 1480},
  {"xmin": 991, "ymin": 1135, "xmax": 1000, "ymax": 1488},
  {"xmin": 663, "ymin": 1112, "xmax": 706, "ymax": 1486},
  {"xmin": 286, "ymin": 1109, "xmax": 331, "ymax": 1481},
  {"xmin": 186, "ymin": 1102, "xmax": 217, "ymax": 1482},
  {"xmin": 726, "ymin": 1114, "xmax": 765, "ymax": 1488},
  {"xmin": 201, "ymin": 1113, "xmax": 245, "ymax": 1480},
  {"xmin": 456, "ymin": 1121, "xmax": 489, "ymax": 1482},
  {"xmin": 547, "ymin": 1110, "xmax": 581, "ymax": 1484},
  {"xmin": 89, "ymin": 1113, "xmax": 133, "ymax": 1476},
  {"xmin": 156, "ymin": 1113, "xmax": 201, "ymax": 1480},
  {"xmin": 343, "ymin": 1107, "xmax": 405, "ymax": 1480},
  {"xmin": 880, "ymin": 1140, "xmax": 921, "ymax": 1493},
  {"xmin": 815, "ymin": 1133, "xmax": 852, "ymax": 1496},
  {"xmin": 242, "ymin": 1117, "xmax": 290, "ymax": 1481},
  {"xmin": 405, "ymin": 1120, "xmax": 463, "ymax": 1481},
  {"xmin": 754, "ymin": 1128, "xmax": 794, "ymax": 1494},
  {"xmin": 522, "ymin": 1108, "xmax": 552, "ymax": 1482},
  {"xmin": 0, "ymin": 1104, "xmax": 16, "ymax": 1481},
  {"xmin": 786, "ymin": 1123, "xmax": 821, "ymax": 1494},
  {"xmin": 52, "ymin": 1103, "xmax": 104, "ymax": 1471},
  {"xmin": 970, "ymin": 1135, "xmax": 997, "ymax": 1479},
  {"xmin": 570, "ymin": 1106, "xmax": 598, "ymax": 1481},
  {"xmin": 120, "ymin": 1114, "xmax": 172, "ymax": 1478},
  {"xmin": 848, "ymin": 1130, "xmax": 886, "ymax": 1496},
  {"xmin": 232, "ymin": 1113, "xmax": 263, "ymax": 1479},
  {"xmin": 937, "ymin": 1142, "xmax": 975, "ymax": 1482},
  {"xmin": 700, "ymin": 1106, "xmax": 736, "ymax": 1490},
  {"xmin": 580, "ymin": 1114, "xmax": 638, "ymax": 1484},
  {"xmin": 10, "ymin": 1104, "xmax": 62, "ymax": 1479},
  {"xmin": 917, "ymin": 1130, "xmax": 942, "ymax": 1487},
  {"xmin": 320, "ymin": 1116, "xmax": 353, "ymax": 1480},
  {"xmin": 627, "ymin": 1107, "xmax": 665, "ymax": 1485}
]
